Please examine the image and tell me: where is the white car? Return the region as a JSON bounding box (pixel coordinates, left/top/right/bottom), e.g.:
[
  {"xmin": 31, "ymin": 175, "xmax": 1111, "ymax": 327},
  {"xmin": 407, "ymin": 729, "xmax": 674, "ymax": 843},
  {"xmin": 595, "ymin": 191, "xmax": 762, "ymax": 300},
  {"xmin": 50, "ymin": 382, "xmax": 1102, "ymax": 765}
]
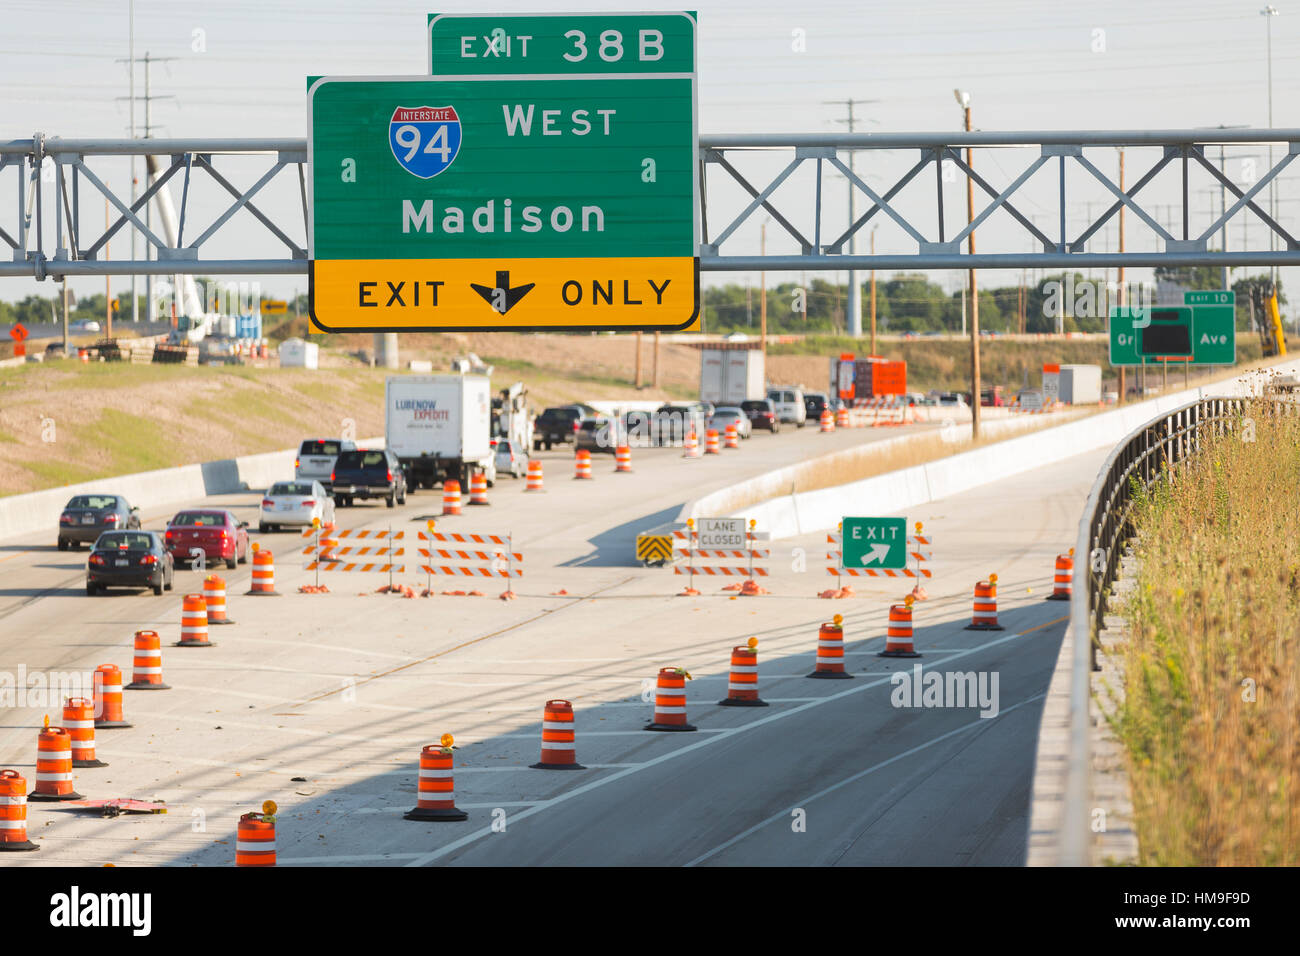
[
  {"xmin": 259, "ymin": 480, "xmax": 335, "ymax": 532},
  {"xmin": 937, "ymin": 393, "xmax": 970, "ymax": 409},
  {"xmin": 708, "ymin": 406, "xmax": 752, "ymax": 439},
  {"xmin": 767, "ymin": 387, "xmax": 808, "ymax": 427},
  {"xmin": 494, "ymin": 439, "xmax": 527, "ymax": 478}
]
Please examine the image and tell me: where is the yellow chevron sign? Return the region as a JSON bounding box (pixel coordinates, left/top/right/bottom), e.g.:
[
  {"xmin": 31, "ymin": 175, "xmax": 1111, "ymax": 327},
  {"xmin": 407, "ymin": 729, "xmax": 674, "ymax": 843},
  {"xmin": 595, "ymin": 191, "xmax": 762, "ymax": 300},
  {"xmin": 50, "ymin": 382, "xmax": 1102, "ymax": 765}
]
[{"xmin": 636, "ymin": 533, "xmax": 674, "ymax": 566}]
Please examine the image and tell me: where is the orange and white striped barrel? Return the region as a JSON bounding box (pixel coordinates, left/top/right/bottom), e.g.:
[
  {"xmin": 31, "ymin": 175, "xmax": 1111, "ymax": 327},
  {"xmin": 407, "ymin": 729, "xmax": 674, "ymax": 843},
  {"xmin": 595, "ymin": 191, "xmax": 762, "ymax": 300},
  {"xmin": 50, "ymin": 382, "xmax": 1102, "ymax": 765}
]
[
  {"xmin": 176, "ymin": 594, "xmax": 213, "ymax": 647},
  {"xmin": 724, "ymin": 423, "xmax": 739, "ymax": 448},
  {"xmin": 442, "ymin": 480, "xmax": 463, "ymax": 515},
  {"xmin": 835, "ymin": 406, "xmax": 850, "ymax": 428},
  {"xmin": 682, "ymin": 431, "xmax": 701, "ymax": 459},
  {"xmin": 573, "ymin": 449, "xmax": 593, "ymax": 480},
  {"xmin": 0, "ymin": 770, "xmax": 39, "ymax": 851},
  {"xmin": 646, "ymin": 667, "xmax": 697, "ymax": 731},
  {"xmin": 126, "ymin": 629, "xmax": 170, "ymax": 690},
  {"xmin": 236, "ymin": 812, "xmax": 276, "ymax": 866},
  {"xmin": 1048, "ymin": 554, "xmax": 1074, "ymax": 601},
  {"xmin": 718, "ymin": 645, "xmax": 768, "ymax": 706},
  {"xmin": 965, "ymin": 580, "xmax": 1004, "ymax": 631},
  {"xmin": 704, "ymin": 429, "xmax": 721, "ymax": 454},
  {"xmin": 530, "ymin": 699, "xmax": 585, "ymax": 770},
  {"xmin": 93, "ymin": 664, "xmax": 131, "ymax": 729},
  {"xmin": 468, "ymin": 472, "xmax": 489, "ymax": 505},
  {"xmin": 525, "ymin": 459, "xmax": 545, "ymax": 492},
  {"xmin": 62, "ymin": 698, "xmax": 107, "ymax": 768},
  {"xmin": 203, "ymin": 574, "xmax": 233, "ymax": 624},
  {"xmin": 30, "ymin": 725, "xmax": 81, "ymax": 802},
  {"xmin": 879, "ymin": 603, "xmax": 922, "ymax": 656},
  {"xmin": 808, "ymin": 620, "xmax": 853, "ymax": 678},
  {"xmin": 247, "ymin": 547, "xmax": 279, "ymax": 595},
  {"xmin": 404, "ymin": 745, "xmax": 468, "ymax": 821},
  {"xmin": 820, "ymin": 409, "xmax": 835, "ymax": 432},
  {"xmin": 614, "ymin": 445, "xmax": 632, "ymax": 472}
]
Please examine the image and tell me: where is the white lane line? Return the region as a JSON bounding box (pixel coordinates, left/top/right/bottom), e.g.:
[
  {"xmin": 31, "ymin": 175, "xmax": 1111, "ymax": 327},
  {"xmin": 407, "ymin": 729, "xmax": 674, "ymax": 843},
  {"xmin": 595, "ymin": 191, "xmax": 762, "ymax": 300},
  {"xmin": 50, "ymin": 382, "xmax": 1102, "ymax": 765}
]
[
  {"xmin": 402, "ymin": 625, "xmax": 1044, "ymax": 867},
  {"xmin": 277, "ymin": 852, "xmax": 427, "ymax": 865},
  {"xmin": 207, "ymin": 635, "xmax": 420, "ymax": 662},
  {"xmin": 683, "ymin": 692, "xmax": 1047, "ymax": 867}
]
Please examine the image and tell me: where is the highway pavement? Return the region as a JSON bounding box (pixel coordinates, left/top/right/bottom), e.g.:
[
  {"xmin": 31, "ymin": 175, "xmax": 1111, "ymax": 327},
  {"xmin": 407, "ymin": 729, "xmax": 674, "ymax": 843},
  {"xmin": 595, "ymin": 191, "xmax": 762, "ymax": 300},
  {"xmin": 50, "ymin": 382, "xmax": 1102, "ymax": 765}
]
[{"xmin": 0, "ymin": 418, "xmax": 1100, "ymax": 866}]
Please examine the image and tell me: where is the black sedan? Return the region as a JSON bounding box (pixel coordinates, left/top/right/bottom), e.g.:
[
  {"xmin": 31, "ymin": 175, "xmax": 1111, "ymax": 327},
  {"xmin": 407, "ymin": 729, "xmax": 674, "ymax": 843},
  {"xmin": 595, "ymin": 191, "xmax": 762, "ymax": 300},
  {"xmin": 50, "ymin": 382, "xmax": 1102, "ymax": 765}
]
[
  {"xmin": 58, "ymin": 494, "xmax": 141, "ymax": 550},
  {"xmin": 86, "ymin": 531, "xmax": 174, "ymax": 596}
]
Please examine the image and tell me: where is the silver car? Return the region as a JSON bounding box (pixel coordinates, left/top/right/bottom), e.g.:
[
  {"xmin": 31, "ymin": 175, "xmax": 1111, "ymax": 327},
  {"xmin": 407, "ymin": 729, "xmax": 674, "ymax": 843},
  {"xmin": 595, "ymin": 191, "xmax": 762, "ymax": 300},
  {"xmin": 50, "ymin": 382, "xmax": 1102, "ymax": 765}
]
[{"xmin": 708, "ymin": 406, "xmax": 751, "ymax": 439}]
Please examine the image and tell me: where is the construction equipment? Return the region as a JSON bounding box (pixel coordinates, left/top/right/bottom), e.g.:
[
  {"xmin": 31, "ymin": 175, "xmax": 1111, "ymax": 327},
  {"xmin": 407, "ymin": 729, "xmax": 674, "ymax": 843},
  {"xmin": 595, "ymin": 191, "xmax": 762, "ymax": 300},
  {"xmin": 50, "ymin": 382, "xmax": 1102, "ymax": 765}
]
[{"xmin": 1253, "ymin": 283, "xmax": 1288, "ymax": 358}]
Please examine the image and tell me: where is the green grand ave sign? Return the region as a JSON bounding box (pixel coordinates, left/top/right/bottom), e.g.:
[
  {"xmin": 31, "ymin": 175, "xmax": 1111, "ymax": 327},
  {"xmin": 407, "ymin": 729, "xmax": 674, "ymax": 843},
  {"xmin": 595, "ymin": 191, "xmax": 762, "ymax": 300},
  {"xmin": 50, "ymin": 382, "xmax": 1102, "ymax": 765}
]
[{"xmin": 1108, "ymin": 292, "xmax": 1236, "ymax": 367}]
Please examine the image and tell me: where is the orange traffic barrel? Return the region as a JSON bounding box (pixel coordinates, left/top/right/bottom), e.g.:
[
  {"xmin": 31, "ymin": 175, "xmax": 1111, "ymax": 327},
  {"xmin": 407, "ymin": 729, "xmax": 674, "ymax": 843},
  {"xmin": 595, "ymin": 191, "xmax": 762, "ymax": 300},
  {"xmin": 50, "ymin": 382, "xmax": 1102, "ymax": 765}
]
[
  {"xmin": 645, "ymin": 667, "xmax": 697, "ymax": 731},
  {"xmin": 820, "ymin": 409, "xmax": 834, "ymax": 432},
  {"xmin": 0, "ymin": 770, "xmax": 39, "ymax": 851},
  {"xmin": 525, "ymin": 459, "xmax": 545, "ymax": 492},
  {"xmin": 808, "ymin": 617, "xmax": 853, "ymax": 678},
  {"xmin": 236, "ymin": 811, "xmax": 276, "ymax": 866},
  {"xmin": 573, "ymin": 449, "xmax": 593, "ymax": 480},
  {"xmin": 176, "ymin": 593, "xmax": 214, "ymax": 647},
  {"xmin": 614, "ymin": 445, "xmax": 632, "ymax": 472},
  {"xmin": 879, "ymin": 602, "xmax": 922, "ymax": 657},
  {"xmin": 530, "ymin": 699, "xmax": 585, "ymax": 770},
  {"xmin": 704, "ymin": 429, "xmax": 721, "ymax": 454},
  {"xmin": 30, "ymin": 721, "xmax": 82, "ymax": 802},
  {"xmin": 682, "ymin": 431, "xmax": 701, "ymax": 459},
  {"xmin": 965, "ymin": 579, "xmax": 1004, "ymax": 631},
  {"xmin": 126, "ymin": 629, "xmax": 170, "ymax": 690},
  {"xmin": 468, "ymin": 471, "xmax": 490, "ymax": 505},
  {"xmin": 246, "ymin": 546, "xmax": 280, "ymax": 595},
  {"xmin": 442, "ymin": 480, "xmax": 463, "ymax": 515},
  {"xmin": 203, "ymin": 574, "xmax": 234, "ymax": 624},
  {"xmin": 718, "ymin": 641, "xmax": 768, "ymax": 706},
  {"xmin": 1048, "ymin": 553, "xmax": 1074, "ymax": 601},
  {"xmin": 404, "ymin": 740, "xmax": 468, "ymax": 821},
  {"xmin": 93, "ymin": 664, "xmax": 131, "ymax": 729},
  {"xmin": 835, "ymin": 406, "xmax": 850, "ymax": 428},
  {"xmin": 724, "ymin": 424, "xmax": 740, "ymax": 448},
  {"xmin": 62, "ymin": 698, "xmax": 107, "ymax": 768}
]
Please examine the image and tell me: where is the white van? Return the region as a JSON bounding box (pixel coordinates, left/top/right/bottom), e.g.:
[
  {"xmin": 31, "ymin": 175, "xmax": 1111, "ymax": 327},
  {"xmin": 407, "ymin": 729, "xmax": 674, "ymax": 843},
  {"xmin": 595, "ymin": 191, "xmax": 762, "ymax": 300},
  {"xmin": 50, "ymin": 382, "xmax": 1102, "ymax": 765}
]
[{"xmin": 766, "ymin": 386, "xmax": 808, "ymax": 427}]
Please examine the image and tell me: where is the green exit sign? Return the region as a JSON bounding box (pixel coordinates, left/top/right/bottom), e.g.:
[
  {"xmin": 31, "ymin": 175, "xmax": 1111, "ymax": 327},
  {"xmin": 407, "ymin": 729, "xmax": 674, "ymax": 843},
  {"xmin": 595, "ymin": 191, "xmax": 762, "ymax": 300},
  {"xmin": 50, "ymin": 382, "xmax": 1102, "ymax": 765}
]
[
  {"xmin": 840, "ymin": 517, "xmax": 907, "ymax": 570},
  {"xmin": 1109, "ymin": 298, "xmax": 1236, "ymax": 367}
]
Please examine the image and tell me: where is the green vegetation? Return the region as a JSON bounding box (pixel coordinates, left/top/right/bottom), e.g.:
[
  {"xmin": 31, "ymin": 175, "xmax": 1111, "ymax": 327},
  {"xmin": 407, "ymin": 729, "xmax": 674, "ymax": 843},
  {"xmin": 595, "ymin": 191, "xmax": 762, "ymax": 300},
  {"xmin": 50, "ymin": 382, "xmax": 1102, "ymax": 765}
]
[{"xmin": 1111, "ymin": 403, "xmax": 1300, "ymax": 865}]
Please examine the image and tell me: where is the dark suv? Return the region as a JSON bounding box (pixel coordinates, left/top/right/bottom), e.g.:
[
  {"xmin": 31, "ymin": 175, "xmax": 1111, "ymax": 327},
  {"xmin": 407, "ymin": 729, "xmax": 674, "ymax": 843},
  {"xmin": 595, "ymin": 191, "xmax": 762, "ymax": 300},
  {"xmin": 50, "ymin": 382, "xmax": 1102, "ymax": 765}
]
[
  {"xmin": 534, "ymin": 406, "xmax": 585, "ymax": 450},
  {"xmin": 330, "ymin": 449, "xmax": 408, "ymax": 508}
]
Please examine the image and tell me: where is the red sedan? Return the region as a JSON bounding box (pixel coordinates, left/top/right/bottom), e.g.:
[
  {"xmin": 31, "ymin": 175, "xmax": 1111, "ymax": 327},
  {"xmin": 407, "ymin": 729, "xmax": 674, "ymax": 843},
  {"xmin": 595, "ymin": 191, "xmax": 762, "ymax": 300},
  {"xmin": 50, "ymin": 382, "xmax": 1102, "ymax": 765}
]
[{"xmin": 164, "ymin": 509, "xmax": 249, "ymax": 570}]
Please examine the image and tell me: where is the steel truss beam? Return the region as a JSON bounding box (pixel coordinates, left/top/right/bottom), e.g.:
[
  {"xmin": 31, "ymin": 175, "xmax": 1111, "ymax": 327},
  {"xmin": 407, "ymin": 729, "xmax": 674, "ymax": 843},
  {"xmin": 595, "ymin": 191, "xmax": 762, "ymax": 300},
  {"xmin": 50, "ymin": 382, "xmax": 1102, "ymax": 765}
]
[{"xmin": 1, "ymin": 129, "xmax": 1297, "ymax": 280}]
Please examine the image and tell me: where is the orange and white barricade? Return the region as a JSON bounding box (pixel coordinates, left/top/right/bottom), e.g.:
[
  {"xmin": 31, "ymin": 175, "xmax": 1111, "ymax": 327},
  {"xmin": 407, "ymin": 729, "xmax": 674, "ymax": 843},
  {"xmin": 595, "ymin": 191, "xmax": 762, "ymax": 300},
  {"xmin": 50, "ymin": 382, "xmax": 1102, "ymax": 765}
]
[
  {"xmin": 126, "ymin": 629, "xmax": 170, "ymax": 690},
  {"xmin": 675, "ymin": 520, "xmax": 769, "ymax": 586},
  {"xmin": 176, "ymin": 594, "xmax": 213, "ymax": 647},
  {"xmin": 236, "ymin": 807, "xmax": 277, "ymax": 866},
  {"xmin": 530, "ymin": 699, "xmax": 585, "ymax": 770},
  {"xmin": 0, "ymin": 770, "xmax": 39, "ymax": 851},
  {"xmin": 704, "ymin": 429, "xmax": 721, "ymax": 455},
  {"xmin": 965, "ymin": 575, "xmax": 1004, "ymax": 631},
  {"xmin": 417, "ymin": 528, "xmax": 521, "ymax": 586},
  {"xmin": 719, "ymin": 638, "xmax": 768, "ymax": 705},
  {"xmin": 573, "ymin": 449, "xmax": 593, "ymax": 479},
  {"xmin": 821, "ymin": 409, "xmax": 835, "ymax": 432},
  {"xmin": 93, "ymin": 664, "xmax": 131, "ymax": 729},
  {"xmin": 31, "ymin": 718, "xmax": 81, "ymax": 802},
  {"xmin": 808, "ymin": 615, "xmax": 852, "ymax": 678},
  {"xmin": 303, "ymin": 528, "xmax": 406, "ymax": 589},
  {"xmin": 404, "ymin": 736, "xmax": 468, "ymax": 821},
  {"xmin": 645, "ymin": 667, "xmax": 696, "ymax": 732},
  {"xmin": 442, "ymin": 480, "xmax": 463, "ymax": 515},
  {"xmin": 468, "ymin": 472, "xmax": 490, "ymax": 505},
  {"xmin": 835, "ymin": 406, "xmax": 850, "ymax": 429},
  {"xmin": 246, "ymin": 545, "xmax": 279, "ymax": 595},
  {"xmin": 525, "ymin": 460, "xmax": 545, "ymax": 491},
  {"xmin": 62, "ymin": 698, "xmax": 107, "ymax": 768},
  {"xmin": 723, "ymin": 424, "xmax": 740, "ymax": 448},
  {"xmin": 879, "ymin": 598, "xmax": 922, "ymax": 657},
  {"xmin": 1048, "ymin": 551, "xmax": 1074, "ymax": 601},
  {"xmin": 614, "ymin": 445, "xmax": 633, "ymax": 472},
  {"xmin": 682, "ymin": 430, "xmax": 701, "ymax": 459},
  {"xmin": 202, "ymin": 574, "xmax": 233, "ymax": 624}
]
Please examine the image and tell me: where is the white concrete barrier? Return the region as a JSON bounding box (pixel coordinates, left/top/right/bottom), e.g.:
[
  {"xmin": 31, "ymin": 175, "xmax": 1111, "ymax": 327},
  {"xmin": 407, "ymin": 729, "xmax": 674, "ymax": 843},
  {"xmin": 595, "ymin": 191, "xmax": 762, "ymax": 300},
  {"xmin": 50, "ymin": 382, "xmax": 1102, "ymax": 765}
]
[
  {"xmin": 0, "ymin": 436, "xmax": 383, "ymax": 542},
  {"xmin": 686, "ymin": 360, "xmax": 1300, "ymax": 538}
]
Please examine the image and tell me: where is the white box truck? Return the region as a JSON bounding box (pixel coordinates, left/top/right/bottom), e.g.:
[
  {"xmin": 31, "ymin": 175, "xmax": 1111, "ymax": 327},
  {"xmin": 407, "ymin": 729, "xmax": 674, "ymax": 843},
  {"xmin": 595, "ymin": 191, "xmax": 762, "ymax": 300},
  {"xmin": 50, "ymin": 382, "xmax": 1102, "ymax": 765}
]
[
  {"xmin": 1059, "ymin": 364, "xmax": 1102, "ymax": 405},
  {"xmin": 386, "ymin": 375, "xmax": 497, "ymax": 490},
  {"xmin": 700, "ymin": 347, "xmax": 765, "ymax": 405}
]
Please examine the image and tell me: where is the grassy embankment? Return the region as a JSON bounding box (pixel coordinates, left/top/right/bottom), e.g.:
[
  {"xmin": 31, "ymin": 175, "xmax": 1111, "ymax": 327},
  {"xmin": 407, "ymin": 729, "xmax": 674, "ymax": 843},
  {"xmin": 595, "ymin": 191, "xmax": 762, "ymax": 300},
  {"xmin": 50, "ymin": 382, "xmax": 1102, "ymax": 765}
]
[{"xmin": 1111, "ymin": 402, "xmax": 1300, "ymax": 865}]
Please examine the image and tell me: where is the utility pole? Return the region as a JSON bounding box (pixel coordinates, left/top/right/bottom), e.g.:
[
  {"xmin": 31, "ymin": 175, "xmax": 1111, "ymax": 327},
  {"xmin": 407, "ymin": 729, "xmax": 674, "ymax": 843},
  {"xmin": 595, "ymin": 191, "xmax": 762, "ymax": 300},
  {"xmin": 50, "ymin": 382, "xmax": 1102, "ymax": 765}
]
[
  {"xmin": 105, "ymin": 196, "xmax": 112, "ymax": 338},
  {"xmin": 1262, "ymin": 5, "xmax": 1279, "ymax": 286},
  {"xmin": 1117, "ymin": 148, "xmax": 1126, "ymax": 405},
  {"xmin": 634, "ymin": 332, "xmax": 643, "ymax": 388},
  {"xmin": 825, "ymin": 98, "xmax": 878, "ymax": 338},
  {"xmin": 955, "ymin": 89, "xmax": 980, "ymax": 436},
  {"xmin": 128, "ymin": 0, "xmax": 135, "ymax": 325}
]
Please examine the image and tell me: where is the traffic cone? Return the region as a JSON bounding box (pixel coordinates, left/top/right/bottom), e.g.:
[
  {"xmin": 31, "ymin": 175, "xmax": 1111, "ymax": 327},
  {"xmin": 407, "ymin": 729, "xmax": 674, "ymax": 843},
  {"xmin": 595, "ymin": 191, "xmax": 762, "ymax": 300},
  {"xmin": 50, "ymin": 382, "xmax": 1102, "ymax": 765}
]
[
  {"xmin": 442, "ymin": 480, "xmax": 463, "ymax": 515},
  {"xmin": 573, "ymin": 449, "xmax": 593, "ymax": 479},
  {"xmin": 718, "ymin": 638, "xmax": 768, "ymax": 706},
  {"xmin": 0, "ymin": 770, "xmax": 39, "ymax": 851},
  {"xmin": 404, "ymin": 735, "xmax": 469, "ymax": 821},
  {"xmin": 62, "ymin": 698, "xmax": 107, "ymax": 768},
  {"xmin": 203, "ymin": 574, "xmax": 234, "ymax": 624},
  {"xmin": 820, "ymin": 408, "xmax": 834, "ymax": 432},
  {"xmin": 965, "ymin": 576, "xmax": 1005, "ymax": 631},
  {"xmin": 530, "ymin": 700, "xmax": 585, "ymax": 770},
  {"xmin": 704, "ymin": 429, "xmax": 721, "ymax": 454},
  {"xmin": 808, "ymin": 615, "xmax": 853, "ymax": 678},
  {"xmin": 246, "ymin": 544, "xmax": 280, "ymax": 595},
  {"xmin": 30, "ymin": 718, "xmax": 82, "ymax": 802},
  {"xmin": 93, "ymin": 664, "xmax": 132, "ymax": 729},
  {"xmin": 175, "ymin": 594, "xmax": 215, "ymax": 647},
  {"xmin": 236, "ymin": 802, "xmax": 277, "ymax": 867},
  {"xmin": 879, "ymin": 598, "xmax": 922, "ymax": 657},
  {"xmin": 1048, "ymin": 551, "xmax": 1074, "ymax": 601},
  {"xmin": 645, "ymin": 667, "xmax": 697, "ymax": 731},
  {"xmin": 614, "ymin": 445, "xmax": 632, "ymax": 472},
  {"xmin": 836, "ymin": 406, "xmax": 850, "ymax": 428},
  {"xmin": 525, "ymin": 460, "xmax": 545, "ymax": 492},
  {"xmin": 468, "ymin": 471, "xmax": 490, "ymax": 505},
  {"xmin": 125, "ymin": 629, "xmax": 170, "ymax": 689},
  {"xmin": 682, "ymin": 431, "xmax": 701, "ymax": 459},
  {"xmin": 724, "ymin": 423, "xmax": 740, "ymax": 448}
]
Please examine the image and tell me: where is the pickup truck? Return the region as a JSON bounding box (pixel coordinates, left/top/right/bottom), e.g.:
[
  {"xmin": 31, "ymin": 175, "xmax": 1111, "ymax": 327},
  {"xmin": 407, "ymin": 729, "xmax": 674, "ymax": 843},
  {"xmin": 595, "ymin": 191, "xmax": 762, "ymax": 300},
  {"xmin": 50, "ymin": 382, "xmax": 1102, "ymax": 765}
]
[{"xmin": 331, "ymin": 448, "xmax": 408, "ymax": 508}]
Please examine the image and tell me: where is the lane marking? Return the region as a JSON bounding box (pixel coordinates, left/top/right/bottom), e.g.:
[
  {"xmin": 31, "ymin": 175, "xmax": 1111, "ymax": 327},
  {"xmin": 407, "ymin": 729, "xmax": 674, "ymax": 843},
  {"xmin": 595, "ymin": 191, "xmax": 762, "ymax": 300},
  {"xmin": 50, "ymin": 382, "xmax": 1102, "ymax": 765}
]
[
  {"xmin": 683, "ymin": 692, "xmax": 1047, "ymax": 866},
  {"xmin": 402, "ymin": 619, "xmax": 1065, "ymax": 867}
]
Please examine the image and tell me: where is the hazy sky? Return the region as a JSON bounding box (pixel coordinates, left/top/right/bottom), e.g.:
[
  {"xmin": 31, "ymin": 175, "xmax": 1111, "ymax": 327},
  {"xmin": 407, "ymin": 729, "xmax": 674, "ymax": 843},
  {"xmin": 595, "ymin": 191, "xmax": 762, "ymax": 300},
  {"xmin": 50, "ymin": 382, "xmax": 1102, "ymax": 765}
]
[{"xmin": 2, "ymin": 0, "xmax": 1296, "ymax": 311}]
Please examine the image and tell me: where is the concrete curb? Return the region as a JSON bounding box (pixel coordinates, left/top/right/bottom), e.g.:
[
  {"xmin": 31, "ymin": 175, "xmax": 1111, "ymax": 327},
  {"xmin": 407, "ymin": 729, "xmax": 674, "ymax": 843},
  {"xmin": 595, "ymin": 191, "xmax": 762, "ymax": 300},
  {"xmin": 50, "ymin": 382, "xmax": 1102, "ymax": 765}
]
[{"xmin": 0, "ymin": 437, "xmax": 383, "ymax": 542}]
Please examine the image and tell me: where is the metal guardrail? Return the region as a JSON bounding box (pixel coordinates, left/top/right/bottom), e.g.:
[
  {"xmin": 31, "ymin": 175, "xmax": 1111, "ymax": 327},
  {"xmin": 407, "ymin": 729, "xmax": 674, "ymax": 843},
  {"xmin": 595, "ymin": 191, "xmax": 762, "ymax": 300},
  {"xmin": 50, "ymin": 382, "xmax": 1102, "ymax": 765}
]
[{"xmin": 1061, "ymin": 394, "xmax": 1297, "ymax": 864}]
